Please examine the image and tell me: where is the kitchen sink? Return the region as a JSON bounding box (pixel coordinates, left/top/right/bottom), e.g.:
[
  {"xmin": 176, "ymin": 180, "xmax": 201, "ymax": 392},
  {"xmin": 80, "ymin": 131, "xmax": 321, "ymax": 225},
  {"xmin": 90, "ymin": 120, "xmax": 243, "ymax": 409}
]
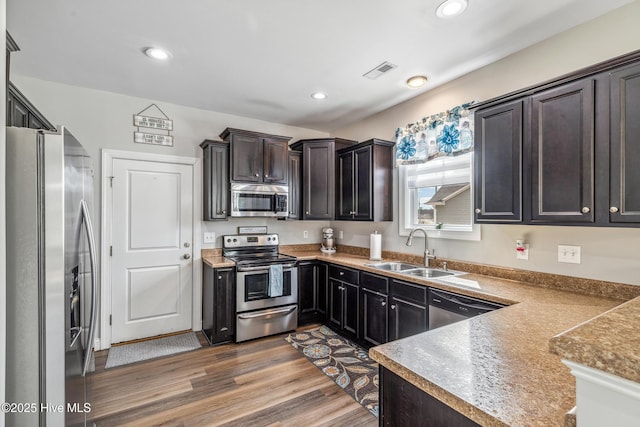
[
  {"xmin": 364, "ymin": 262, "xmax": 419, "ymax": 271},
  {"xmin": 402, "ymin": 268, "xmax": 458, "ymax": 278},
  {"xmin": 365, "ymin": 262, "xmax": 464, "ymax": 279}
]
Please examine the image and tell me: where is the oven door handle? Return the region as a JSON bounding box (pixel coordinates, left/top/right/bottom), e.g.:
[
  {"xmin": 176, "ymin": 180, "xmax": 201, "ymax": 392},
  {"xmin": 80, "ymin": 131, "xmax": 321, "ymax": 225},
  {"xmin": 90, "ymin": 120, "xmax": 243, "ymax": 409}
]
[
  {"xmin": 238, "ymin": 306, "xmax": 296, "ymax": 320},
  {"xmin": 236, "ymin": 263, "xmax": 296, "ymax": 272}
]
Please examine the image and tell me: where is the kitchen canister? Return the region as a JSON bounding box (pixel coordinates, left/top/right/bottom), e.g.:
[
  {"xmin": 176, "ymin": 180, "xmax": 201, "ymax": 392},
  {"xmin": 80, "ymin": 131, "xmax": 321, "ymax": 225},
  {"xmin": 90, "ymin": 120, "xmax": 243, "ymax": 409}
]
[{"xmin": 370, "ymin": 231, "xmax": 382, "ymax": 261}]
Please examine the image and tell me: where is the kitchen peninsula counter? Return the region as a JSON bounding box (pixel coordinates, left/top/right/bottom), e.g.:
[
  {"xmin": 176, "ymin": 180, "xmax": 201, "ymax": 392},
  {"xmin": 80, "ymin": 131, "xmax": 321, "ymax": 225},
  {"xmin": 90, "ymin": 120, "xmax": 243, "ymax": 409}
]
[{"xmin": 278, "ymin": 248, "xmax": 640, "ymax": 426}]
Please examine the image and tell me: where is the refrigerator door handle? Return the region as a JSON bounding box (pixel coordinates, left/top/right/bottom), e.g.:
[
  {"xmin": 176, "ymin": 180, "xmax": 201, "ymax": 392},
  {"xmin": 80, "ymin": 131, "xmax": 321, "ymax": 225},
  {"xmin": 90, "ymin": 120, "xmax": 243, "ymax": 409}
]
[{"xmin": 81, "ymin": 200, "xmax": 98, "ymax": 376}]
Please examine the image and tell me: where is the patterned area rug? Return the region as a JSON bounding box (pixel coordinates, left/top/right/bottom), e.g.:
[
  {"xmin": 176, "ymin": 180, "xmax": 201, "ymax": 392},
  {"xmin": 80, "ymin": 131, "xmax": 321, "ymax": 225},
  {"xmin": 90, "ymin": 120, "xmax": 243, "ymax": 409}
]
[
  {"xmin": 105, "ymin": 332, "xmax": 201, "ymax": 369},
  {"xmin": 284, "ymin": 325, "xmax": 379, "ymax": 417}
]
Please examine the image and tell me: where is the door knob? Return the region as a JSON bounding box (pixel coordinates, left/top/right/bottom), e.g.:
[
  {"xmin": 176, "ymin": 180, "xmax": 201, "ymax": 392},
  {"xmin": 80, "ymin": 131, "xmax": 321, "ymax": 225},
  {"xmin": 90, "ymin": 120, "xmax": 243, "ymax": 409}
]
[
  {"xmin": 610, "ymin": 206, "xmax": 619, "ymax": 213},
  {"xmin": 184, "ymin": 242, "xmax": 191, "ymax": 248},
  {"xmin": 183, "ymin": 254, "xmax": 191, "ymax": 260}
]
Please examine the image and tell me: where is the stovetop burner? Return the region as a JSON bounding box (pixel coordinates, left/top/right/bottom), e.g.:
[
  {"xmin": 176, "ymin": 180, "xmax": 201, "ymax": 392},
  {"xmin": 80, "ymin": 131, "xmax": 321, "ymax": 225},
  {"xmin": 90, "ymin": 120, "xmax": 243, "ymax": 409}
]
[{"xmin": 222, "ymin": 233, "xmax": 296, "ymax": 266}]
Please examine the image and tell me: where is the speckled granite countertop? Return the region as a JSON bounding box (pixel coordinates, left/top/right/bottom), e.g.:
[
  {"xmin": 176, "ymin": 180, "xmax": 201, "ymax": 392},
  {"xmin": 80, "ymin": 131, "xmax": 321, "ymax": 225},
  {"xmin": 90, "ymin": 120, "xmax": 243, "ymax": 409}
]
[{"xmin": 202, "ymin": 247, "xmax": 639, "ymax": 426}]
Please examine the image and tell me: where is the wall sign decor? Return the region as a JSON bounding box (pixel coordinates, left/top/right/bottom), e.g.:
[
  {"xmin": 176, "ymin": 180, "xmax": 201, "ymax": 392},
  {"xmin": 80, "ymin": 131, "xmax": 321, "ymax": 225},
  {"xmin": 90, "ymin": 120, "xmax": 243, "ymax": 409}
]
[
  {"xmin": 395, "ymin": 101, "xmax": 475, "ymax": 166},
  {"xmin": 133, "ymin": 103, "xmax": 174, "ymax": 147}
]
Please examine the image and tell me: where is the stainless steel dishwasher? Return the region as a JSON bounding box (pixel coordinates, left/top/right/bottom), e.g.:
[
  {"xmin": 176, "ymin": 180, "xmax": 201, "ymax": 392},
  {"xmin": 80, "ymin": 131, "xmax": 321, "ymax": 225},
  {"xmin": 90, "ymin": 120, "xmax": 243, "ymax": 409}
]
[{"xmin": 428, "ymin": 288, "xmax": 504, "ymax": 330}]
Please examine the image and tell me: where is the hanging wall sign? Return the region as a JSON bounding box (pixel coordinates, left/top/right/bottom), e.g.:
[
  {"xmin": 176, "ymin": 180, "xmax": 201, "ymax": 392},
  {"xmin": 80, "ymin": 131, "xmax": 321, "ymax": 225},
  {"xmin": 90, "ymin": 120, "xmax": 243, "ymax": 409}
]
[{"xmin": 133, "ymin": 103, "xmax": 174, "ymax": 147}]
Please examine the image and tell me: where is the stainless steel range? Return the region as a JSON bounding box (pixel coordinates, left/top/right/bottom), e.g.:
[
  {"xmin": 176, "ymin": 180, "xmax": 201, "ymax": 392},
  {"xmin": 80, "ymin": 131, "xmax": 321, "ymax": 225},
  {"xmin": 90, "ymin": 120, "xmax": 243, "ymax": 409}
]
[{"xmin": 223, "ymin": 233, "xmax": 298, "ymax": 342}]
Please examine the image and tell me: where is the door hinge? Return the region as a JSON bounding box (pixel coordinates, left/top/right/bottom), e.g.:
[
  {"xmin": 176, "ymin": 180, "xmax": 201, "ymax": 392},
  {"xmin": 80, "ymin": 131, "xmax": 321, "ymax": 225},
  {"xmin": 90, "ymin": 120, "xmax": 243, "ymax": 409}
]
[
  {"xmin": 109, "ymin": 315, "xmax": 112, "ymax": 326},
  {"xmin": 110, "ymin": 246, "xmax": 113, "ymax": 256}
]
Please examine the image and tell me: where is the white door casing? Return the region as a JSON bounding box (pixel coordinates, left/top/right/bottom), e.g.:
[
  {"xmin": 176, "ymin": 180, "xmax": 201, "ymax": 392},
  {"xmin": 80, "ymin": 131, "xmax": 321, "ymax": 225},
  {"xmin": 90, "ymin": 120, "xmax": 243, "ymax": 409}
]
[{"xmin": 101, "ymin": 150, "xmax": 199, "ymax": 347}]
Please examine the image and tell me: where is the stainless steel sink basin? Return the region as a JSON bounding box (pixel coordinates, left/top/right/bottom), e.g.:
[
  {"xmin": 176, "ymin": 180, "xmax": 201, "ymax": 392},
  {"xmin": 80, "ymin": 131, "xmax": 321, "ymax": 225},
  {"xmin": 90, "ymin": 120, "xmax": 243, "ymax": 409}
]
[
  {"xmin": 364, "ymin": 262, "xmax": 419, "ymax": 272},
  {"xmin": 402, "ymin": 268, "xmax": 457, "ymax": 278},
  {"xmin": 365, "ymin": 262, "xmax": 463, "ymax": 279}
]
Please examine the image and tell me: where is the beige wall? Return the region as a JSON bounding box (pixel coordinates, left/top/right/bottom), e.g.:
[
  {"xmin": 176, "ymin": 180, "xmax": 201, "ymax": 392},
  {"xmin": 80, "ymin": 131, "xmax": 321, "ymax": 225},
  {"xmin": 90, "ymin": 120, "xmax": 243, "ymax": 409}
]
[{"xmin": 330, "ymin": 1, "xmax": 640, "ymax": 287}]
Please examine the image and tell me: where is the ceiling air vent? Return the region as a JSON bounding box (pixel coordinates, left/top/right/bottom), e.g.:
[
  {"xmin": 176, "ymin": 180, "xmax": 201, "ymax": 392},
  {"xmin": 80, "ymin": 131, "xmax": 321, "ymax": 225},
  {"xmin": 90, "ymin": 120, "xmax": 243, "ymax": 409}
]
[{"xmin": 363, "ymin": 61, "xmax": 397, "ymax": 80}]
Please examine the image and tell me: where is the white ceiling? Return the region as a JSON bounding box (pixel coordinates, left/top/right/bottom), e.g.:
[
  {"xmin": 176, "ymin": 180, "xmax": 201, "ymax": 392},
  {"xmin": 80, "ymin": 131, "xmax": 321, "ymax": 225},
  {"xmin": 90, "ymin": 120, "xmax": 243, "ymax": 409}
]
[{"xmin": 7, "ymin": 0, "xmax": 634, "ymax": 132}]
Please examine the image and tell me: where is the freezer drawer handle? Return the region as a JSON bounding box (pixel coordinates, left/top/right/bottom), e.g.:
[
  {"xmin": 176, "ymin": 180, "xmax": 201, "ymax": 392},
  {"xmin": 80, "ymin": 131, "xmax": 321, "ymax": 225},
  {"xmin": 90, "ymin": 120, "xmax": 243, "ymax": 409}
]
[{"xmin": 238, "ymin": 306, "xmax": 296, "ymax": 320}]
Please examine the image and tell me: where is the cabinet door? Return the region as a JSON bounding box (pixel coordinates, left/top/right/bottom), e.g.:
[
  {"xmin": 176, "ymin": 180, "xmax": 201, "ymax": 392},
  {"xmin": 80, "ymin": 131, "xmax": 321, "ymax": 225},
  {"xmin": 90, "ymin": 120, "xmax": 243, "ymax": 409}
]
[
  {"xmin": 263, "ymin": 138, "xmax": 288, "ymax": 184},
  {"xmin": 530, "ymin": 79, "xmax": 595, "ymax": 223},
  {"xmin": 362, "ymin": 288, "xmax": 388, "ymax": 346},
  {"xmin": 354, "ymin": 146, "xmax": 373, "ymax": 220},
  {"xmin": 298, "ymin": 263, "xmax": 316, "ymax": 324},
  {"xmin": 303, "ymin": 141, "xmax": 334, "ymax": 219},
  {"xmin": 342, "ymin": 282, "xmax": 360, "ymax": 338},
  {"xmin": 231, "ymin": 134, "xmax": 263, "ymax": 182},
  {"xmin": 316, "ymin": 263, "xmax": 328, "ymax": 317},
  {"xmin": 202, "ymin": 265, "xmax": 215, "ymax": 343},
  {"xmin": 214, "ymin": 268, "xmax": 236, "ymax": 342},
  {"xmin": 202, "ymin": 142, "xmax": 229, "ymax": 220},
  {"xmin": 336, "ymin": 150, "xmax": 355, "ymax": 219},
  {"xmin": 287, "ymin": 151, "xmax": 302, "ymax": 220},
  {"xmin": 610, "ymin": 64, "xmax": 640, "ymax": 223},
  {"xmin": 8, "ymin": 92, "xmax": 28, "ymax": 127},
  {"xmin": 389, "ymin": 297, "xmax": 428, "ymax": 341},
  {"xmin": 328, "ymin": 279, "xmax": 343, "ymax": 329},
  {"xmin": 474, "ymin": 100, "xmax": 523, "ymax": 222}
]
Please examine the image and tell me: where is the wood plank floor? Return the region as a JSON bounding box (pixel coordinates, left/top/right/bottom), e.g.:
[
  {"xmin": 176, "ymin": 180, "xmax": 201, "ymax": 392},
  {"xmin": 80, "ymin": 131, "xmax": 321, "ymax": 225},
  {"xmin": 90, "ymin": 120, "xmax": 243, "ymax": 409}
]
[{"xmin": 90, "ymin": 328, "xmax": 378, "ymax": 427}]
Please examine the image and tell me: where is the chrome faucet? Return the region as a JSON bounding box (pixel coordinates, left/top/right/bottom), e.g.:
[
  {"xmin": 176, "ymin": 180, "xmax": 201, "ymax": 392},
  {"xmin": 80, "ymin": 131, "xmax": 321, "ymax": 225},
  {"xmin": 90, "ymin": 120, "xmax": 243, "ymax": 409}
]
[{"xmin": 406, "ymin": 228, "xmax": 436, "ymax": 268}]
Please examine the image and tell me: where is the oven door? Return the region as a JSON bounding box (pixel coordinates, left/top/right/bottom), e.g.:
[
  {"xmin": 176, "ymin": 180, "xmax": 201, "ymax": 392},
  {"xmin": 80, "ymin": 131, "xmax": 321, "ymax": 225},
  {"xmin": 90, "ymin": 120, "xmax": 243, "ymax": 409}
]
[{"xmin": 236, "ymin": 264, "xmax": 298, "ymax": 312}]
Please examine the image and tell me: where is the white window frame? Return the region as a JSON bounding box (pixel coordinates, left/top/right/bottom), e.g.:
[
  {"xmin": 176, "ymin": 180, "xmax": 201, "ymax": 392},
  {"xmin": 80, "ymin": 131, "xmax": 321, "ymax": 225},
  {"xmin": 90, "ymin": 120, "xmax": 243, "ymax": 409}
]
[{"xmin": 398, "ymin": 163, "xmax": 481, "ymax": 241}]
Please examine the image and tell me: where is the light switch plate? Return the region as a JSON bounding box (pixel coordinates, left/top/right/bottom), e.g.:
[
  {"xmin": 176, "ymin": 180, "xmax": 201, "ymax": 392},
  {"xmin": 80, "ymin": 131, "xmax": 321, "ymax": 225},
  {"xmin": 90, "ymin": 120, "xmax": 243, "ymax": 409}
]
[
  {"xmin": 558, "ymin": 245, "xmax": 581, "ymax": 264},
  {"xmin": 203, "ymin": 232, "xmax": 216, "ymax": 244},
  {"xmin": 303, "ymin": 230, "xmax": 308, "ymax": 239}
]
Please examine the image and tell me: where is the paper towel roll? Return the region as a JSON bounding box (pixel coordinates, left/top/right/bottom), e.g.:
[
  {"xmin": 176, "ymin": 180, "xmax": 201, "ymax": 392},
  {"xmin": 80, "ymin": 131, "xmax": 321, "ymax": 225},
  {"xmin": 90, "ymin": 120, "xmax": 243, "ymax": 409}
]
[{"xmin": 370, "ymin": 231, "xmax": 382, "ymax": 261}]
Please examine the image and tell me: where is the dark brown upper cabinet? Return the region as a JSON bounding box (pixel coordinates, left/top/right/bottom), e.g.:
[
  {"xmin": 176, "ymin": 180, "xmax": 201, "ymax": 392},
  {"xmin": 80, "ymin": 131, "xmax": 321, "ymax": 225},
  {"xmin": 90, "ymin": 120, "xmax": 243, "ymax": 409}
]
[
  {"xmin": 474, "ymin": 49, "xmax": 640, "ymax": 227},
  {"xmin": 287, "ymin": 151, "xmax": 302, "ymax": 220},
  {"xmin": 290, "ymin": 138, "xmax": 357, "ymax": 220},
  {"xmin": 220, "ymin": 128, "xmax": 291, "ymax": 184},
  {"xmin": 474, "ymin": 100, "xmax": 523, "ymax": 222},
  {"xmin": 200, "ymin": 140, "xmax": 229, "ymax": 220},
  {"xmin": 336, "ymin": 139, "xmax": 394, "ymax": 221},
  {"xmin": 530, "ymin": 78, "xmax": 595, "ymax": 224},
  {"xmin": 609, "ymin": 62, "xmax": 640, "ymax": 224}
]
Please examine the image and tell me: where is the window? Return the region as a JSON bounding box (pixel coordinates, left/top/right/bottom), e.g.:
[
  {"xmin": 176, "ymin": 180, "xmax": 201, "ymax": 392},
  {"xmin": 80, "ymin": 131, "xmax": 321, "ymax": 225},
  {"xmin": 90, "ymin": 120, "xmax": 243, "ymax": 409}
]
[{"xmin": 399, "ymin": 151, "xmax": 480, "ymax": 240}]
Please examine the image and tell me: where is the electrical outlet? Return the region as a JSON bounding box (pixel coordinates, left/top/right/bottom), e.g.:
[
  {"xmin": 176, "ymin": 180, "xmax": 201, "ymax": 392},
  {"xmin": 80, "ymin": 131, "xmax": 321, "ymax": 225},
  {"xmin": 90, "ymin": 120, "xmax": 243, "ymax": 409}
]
[
  {"xmin": 516, "ymin": 244, "xmax": 529, "ymax": 260},
  {"xmin": 339, "ymin": 230, "xmax": 344, "ymax": 239},
  {"xmin": 203, "ymin": 232, "xmax": 215, "ymax": 244},
  {"xmin": 558, "ymin": 245, "xmax": 581, "ymax": 264},
  {"xmin": 303, "ymin": 230, "xmax": 308, "ymax": 239}
]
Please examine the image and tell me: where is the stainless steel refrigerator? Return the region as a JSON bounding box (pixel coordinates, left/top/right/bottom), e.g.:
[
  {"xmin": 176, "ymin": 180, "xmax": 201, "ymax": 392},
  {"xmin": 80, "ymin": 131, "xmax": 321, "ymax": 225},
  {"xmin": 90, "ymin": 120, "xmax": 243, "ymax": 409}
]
[{"xmin": 6, "ymin": 126, "xmax": 98, "ymax": 426}]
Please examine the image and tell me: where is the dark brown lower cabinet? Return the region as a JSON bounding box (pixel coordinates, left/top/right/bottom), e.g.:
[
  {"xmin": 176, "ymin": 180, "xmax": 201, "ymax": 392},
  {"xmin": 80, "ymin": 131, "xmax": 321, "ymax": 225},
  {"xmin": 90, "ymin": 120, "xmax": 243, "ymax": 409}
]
[
  {"xmin": 380, "ymin": 367, "xmax": 481, "ymax": 427},
  {"xmin": 361, "ymin": 288, "xmax": 388, "ymax": 346},
  {"xmin": 298, "ymin": 261, "xmax": 328, "ymax": 325},
  {"xmin": 328, "ymin": 279, "xmax": 360, "ymax": 340},
  {"xmin": 202, "ymin": 265, "xmax": 235, "ymax": 345},
  {"xmin": 389, "ymin": 280, "xmax": 428, "ymax": 341}
]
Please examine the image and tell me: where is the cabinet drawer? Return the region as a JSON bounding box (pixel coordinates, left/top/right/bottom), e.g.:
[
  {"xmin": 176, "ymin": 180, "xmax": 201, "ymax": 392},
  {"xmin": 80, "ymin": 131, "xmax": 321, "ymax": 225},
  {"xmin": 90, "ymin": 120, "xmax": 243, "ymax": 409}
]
[
  {"xmin": 329, "ymin": 265, "xmax": 359, "ymax": 284},
  {"xmin": 391, "ymin": 280, "xmax": 427, "ymax": 306},
  {"xmin": 360, "ymin": 272, "xmax": 388, "ymax": 294}
]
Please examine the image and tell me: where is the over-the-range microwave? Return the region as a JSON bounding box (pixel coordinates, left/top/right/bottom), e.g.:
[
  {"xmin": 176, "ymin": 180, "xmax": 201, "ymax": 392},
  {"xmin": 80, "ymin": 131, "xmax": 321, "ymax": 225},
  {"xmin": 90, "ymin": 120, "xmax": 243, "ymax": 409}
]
[{"xmin": 230, "ymin": 183, "xmax": 289, "ymax": 218}]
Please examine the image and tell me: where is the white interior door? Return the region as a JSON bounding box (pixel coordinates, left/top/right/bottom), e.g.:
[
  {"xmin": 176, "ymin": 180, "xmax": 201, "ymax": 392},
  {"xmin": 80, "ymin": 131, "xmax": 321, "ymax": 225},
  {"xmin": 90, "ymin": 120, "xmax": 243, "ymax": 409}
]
[{"xmin": 110, "ymin": 158, "xmax": 193, "ymax": 343}]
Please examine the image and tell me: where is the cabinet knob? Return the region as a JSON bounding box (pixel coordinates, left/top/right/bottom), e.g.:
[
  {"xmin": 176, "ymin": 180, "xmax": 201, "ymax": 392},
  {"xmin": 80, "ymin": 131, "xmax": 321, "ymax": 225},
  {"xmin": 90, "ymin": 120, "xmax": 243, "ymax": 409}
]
[
  {"xmin": 255, "ymin": 173, "xmax": 259, "ymax": 177},
  {"xmin": 381, "ymin": 301, "xmax": 386, "ymax": 307},
  {"xmin": 306, "ymin": 211, "xmax": 309, "ymax": 215},
  {"xmin": 390, "ymin": 304, "xmax": 396, "ymax": 310},
  {"xmin": 339, "ymin": 271, "xmax": 344, "ymax": 276},
  {"xmin": 218, "ymin": 275, "xmax": 222, "ymax": 280},
  {"xmin": 265, "ymin": 174, "xmax": 269, "ymax": 178},
  {"xmin": 183, "ymin": 254, "xmax": 191, "ymax": 260},
  {"xmin": 610, "ymin": 206, "xmax": 619, "ymax": 213},
  {"xmin": 475, "ymin": 208, "xmax": 481, "ymax": 214},
  {"xmin": 581, "ymin": 207, "xmax": 591, "ymax": 214}
]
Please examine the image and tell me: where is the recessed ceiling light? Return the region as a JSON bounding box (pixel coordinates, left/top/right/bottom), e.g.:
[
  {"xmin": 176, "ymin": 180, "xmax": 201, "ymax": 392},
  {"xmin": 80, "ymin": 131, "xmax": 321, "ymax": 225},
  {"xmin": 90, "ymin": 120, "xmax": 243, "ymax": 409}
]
[
  {"xmin": 144, "ymin": 47, "xmax": 171, "ymax": 60},
  {"xmin": 311, "ymin": 92, "xmax": 328, "ymax": 100},
  {"xmin": 406, "ymin": 75, "xmax": 428, "ymax": 89},
  {"xmin": 436, "ymin": 0, "xmax": 468, "ymax": 18}
]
